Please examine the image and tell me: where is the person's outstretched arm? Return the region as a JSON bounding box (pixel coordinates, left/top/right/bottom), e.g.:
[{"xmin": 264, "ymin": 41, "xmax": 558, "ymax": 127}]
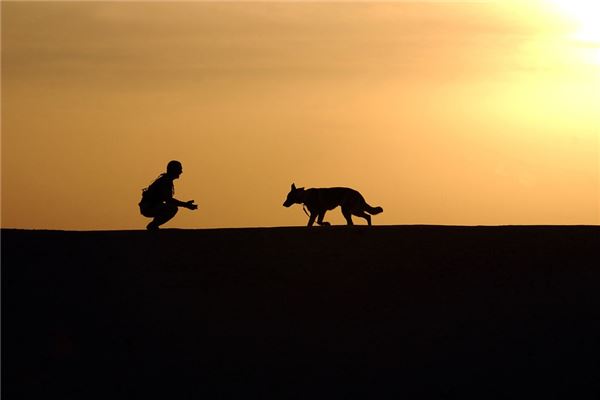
[{"xmin": 167, "ymin": 197, "xmax": 198, "ymax": 210}]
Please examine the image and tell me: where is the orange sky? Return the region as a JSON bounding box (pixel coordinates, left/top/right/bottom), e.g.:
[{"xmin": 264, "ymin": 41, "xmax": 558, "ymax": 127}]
[{"xmin": 1, "ymin": 1, "xmax": 598, "ymax": 229}]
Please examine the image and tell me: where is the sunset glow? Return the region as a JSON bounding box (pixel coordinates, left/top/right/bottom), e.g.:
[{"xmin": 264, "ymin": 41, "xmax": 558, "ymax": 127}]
[{"xmin": 1, "ymin": 2, "xmax": 598, "ymax": 229}]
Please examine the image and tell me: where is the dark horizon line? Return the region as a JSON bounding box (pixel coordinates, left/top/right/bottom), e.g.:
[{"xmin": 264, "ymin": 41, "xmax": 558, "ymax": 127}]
[{"xmin": 1, "ymin": 224, "xmax": 599, "ymax": 233}]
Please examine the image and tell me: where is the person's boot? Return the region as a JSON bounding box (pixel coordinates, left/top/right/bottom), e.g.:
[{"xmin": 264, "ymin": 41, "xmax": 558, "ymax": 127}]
[{"xmin": 146, "ymin": 221, "xmax": 159, "ymax": 231}]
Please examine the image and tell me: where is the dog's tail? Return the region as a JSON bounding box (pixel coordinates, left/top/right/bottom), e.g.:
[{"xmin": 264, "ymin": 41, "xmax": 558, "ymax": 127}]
[{"xmin": 366, "ymin": 204, "xmax": 383, "ymax": 215}]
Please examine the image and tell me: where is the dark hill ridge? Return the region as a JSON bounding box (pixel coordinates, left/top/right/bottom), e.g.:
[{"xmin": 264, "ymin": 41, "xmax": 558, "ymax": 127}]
[{"xmin": 2, "ymin": 226, "xmax": 600, "ymax": 398}]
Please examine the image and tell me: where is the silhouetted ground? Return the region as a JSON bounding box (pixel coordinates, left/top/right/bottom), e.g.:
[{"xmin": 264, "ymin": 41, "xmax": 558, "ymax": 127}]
[{"xmin": 2, "ymin": 226, "xmax": 600, "ymax": 398}]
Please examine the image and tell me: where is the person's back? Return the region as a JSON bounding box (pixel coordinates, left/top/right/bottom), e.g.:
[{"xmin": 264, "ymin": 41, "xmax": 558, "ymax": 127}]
[
  {"xmin": 139, "ymin": 174, "xmax": 174, "ymax": 213},
  {"xmin": 139, "ymin": 160, "xmax": 197, "ymax": 230}
]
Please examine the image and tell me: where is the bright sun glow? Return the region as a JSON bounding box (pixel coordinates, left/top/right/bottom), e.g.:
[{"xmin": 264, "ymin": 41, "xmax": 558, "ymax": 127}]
[
  {"xmin": 548, "ymin": 0, "xmax": 600, "ymax": 42},
  {"xmin": 546, "ymin": 0, "xmax": 600, "ymax": 65}
]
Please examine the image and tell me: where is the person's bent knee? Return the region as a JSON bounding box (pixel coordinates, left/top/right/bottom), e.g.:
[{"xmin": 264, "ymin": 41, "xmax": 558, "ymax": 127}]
[
  {"xmin": 140, "ymin": 204, "xmax": 156, "ymax": 218},
  {"xmin": 166, "ymin": 204, "xmax": 178, "ymax": 217}
]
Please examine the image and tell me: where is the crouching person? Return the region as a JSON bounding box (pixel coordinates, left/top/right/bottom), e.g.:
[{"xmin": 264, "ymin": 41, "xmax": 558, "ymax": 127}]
[{"xmin": 139, "ymin": 160, "xmax": 197, "ymax": 230}]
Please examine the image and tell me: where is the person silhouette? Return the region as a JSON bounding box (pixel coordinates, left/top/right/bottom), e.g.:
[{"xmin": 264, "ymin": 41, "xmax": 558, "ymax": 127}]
[{"xmin": 139, "ymin": 160, "xmax": 198, "ymax": 230}]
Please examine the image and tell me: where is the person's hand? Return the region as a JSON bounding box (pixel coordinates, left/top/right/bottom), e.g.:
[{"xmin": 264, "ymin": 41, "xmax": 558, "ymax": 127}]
[{"xmin": 186, "ymin": 200, "xmax": 198, "ymax": 210}]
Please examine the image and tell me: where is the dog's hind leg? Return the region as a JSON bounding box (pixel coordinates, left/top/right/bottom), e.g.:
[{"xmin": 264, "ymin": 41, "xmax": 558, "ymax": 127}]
[
  {"xmin": 354, "ymin": 211, "xmax": 371, "ymax": 226},
  {"xmin": 342, "ymin": 208, "xmax": 354, "ymax": 225}
]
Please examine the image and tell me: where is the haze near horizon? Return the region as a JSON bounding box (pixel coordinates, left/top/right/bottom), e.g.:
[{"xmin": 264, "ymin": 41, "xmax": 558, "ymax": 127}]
[{"xmin": 2, "ymin": 1, "xmax": 598, "ymax": 229}]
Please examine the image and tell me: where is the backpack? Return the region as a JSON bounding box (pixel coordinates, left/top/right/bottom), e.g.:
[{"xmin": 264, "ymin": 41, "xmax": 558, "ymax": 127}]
[{"xmin": 139, "ymin": 178, "xmax": 161, "ymax": 206}]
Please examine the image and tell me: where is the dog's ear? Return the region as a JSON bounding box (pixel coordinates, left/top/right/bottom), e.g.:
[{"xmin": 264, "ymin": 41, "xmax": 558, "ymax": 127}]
[{"xmin": 291, "ymin": 183, "xmax": 296, "ymax": 190}]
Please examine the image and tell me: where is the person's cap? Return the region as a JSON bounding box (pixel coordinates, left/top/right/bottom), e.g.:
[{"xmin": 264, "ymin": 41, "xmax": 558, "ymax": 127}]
[{"xmin": 167, "ymin": 160, "xmax": 182, "ymax": 173}]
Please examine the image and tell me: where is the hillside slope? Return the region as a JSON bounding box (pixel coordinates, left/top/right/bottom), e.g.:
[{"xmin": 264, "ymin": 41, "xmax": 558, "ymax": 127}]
[{"xmin": 2, "ymin": 226, "xmax": 600, "ymax": 398}]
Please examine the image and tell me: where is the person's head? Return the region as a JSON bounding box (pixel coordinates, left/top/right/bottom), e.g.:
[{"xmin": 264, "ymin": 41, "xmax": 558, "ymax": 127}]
[{"xmin": 166, "ymin": 160, "xmax": 183, "ymax": 179}]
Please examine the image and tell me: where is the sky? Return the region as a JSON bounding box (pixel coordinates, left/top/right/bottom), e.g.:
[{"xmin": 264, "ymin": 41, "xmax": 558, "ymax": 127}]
[{"xmin": 1, "ymin": 0, "xmax": 598, "ymax": 229}]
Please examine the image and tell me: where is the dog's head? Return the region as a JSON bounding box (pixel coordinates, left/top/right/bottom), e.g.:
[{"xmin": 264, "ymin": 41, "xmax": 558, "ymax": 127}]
[{"xmin": 283, "ymin": 183, "xmax": 304, "ymax": 207}]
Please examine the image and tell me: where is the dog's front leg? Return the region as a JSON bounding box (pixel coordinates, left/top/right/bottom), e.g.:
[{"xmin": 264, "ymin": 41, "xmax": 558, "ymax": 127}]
[
  {"xmin": 307, "ymin": 212, "xmax": 317, "ymax": 227},
  {"xmin": 317, "ymin": 211, "xmax": 330, "ymax": 226}
]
